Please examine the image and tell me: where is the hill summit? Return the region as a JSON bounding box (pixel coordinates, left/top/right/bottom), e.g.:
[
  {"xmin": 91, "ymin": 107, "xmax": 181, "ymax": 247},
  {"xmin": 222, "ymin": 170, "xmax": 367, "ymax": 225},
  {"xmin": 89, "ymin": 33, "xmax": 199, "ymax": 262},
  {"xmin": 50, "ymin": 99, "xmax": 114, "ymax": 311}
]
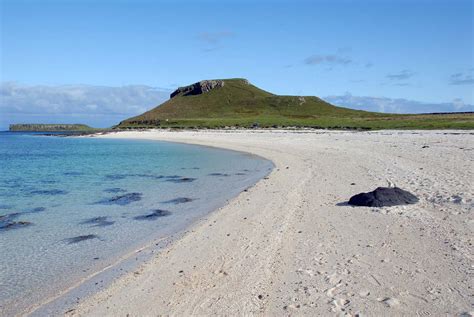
[{"xmin": 117, "ymin": 78, "xmax": 473, "ymax": 130}]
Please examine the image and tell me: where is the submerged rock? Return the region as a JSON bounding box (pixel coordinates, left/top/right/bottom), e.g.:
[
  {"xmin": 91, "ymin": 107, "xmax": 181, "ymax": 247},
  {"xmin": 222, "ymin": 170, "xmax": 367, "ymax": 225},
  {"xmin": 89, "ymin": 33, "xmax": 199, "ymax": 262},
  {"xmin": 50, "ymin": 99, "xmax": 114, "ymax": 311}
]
[
  {"xmin": 30, "ymin": 189, "xmax": 68, "ymax": 195},
  {"xmin": 63, "ymin": 171, "xmax": 83, "ymax": 176},
  {"xmin": 0, "ymin": 220, "xmax": 32, "ymax": 231},
  {"xmin": 1, "ymin": 213, "xmax": 32, "ymax": 231},
  {"xmin": 95, "ymin": 193, "xmax": 142, "ymax": 205},
  {"xmin": 65, "ymin": 234, "xmax": 99, "ymax": 244},
  {"xmin": 104, "ymin": 174, "xmax": 128, "ymax": 180},
  {"xmin": 0, "ymin": 212, "xmax": 21, "ymax": 222},
  {"xmin": 348, "ymin": 187, "xmax": 418, "ymax": 207},
  {"xmin": 208, "ymin": 173, "xmax": 230, "ymax": 177},
  {"xmin": 103, "ymin": 188, "xmax": 127, "ymax": 193},
  {"xmin": 161, "ymin": 197, "xmax": 195, "ymax": 204},
  {"xmin": 165, "ymin": 177, "xmax": 197, "ymax": 183},
  {"xmin": 31, "ymin": 207, "xmax": 46, "ymax": 212},
  {"xmin": 80, "ymin": 216, "xmax": 115, "ymax": 227},
  {"xmin": 134, "ymin": 209, "xmax": 171, "ymax": 220}
]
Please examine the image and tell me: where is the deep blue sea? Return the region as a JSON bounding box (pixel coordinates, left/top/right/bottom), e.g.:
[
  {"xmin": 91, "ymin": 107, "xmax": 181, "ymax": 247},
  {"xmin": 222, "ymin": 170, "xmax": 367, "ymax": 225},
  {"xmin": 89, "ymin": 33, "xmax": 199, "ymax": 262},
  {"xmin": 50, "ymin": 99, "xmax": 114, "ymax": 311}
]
[{"xmin": 0, "ymin": 132, "xmax": 272, "ymax": 316}]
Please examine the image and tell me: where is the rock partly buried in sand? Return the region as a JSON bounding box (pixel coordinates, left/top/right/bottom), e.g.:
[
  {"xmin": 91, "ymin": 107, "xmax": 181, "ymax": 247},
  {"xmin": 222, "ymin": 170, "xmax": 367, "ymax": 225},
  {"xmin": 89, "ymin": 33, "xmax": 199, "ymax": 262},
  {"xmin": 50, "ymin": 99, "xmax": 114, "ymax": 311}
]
[{"xmin": 348, "ymin": 187, "xmax": 418, "ymax": 207}]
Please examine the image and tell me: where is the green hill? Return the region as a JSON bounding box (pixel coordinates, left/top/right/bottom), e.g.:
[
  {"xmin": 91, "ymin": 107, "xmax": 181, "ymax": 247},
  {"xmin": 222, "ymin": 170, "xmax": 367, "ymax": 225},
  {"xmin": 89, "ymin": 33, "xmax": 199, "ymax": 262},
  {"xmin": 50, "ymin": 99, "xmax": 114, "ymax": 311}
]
[{"xmin": 117, "ymin": 78, "xmax": 474, "ymax": 130}]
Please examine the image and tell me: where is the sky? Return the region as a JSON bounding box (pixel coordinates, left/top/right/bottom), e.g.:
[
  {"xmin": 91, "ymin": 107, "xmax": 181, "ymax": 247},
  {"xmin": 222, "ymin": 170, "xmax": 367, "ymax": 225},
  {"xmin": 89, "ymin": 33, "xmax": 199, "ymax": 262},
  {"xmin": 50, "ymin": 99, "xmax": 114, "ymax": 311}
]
[{"xmin": 1, "ymin": 0, "xmax": 473, "ymax": 129}]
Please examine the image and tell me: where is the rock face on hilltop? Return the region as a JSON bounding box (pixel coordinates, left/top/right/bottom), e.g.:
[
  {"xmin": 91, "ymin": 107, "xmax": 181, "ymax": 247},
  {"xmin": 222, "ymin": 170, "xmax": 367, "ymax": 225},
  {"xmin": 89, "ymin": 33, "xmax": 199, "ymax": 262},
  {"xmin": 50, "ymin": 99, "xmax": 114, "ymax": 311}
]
[{"xmin": 170, "ymin": 80, "xmax": 225, "ymax": 98}]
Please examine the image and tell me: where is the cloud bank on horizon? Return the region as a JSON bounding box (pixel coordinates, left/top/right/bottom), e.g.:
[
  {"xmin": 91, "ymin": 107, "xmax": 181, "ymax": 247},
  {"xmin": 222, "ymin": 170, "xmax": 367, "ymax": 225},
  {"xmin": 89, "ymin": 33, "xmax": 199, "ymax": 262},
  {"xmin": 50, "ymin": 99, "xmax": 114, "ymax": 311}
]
[
  {"xmin": 324, "ymin": 93, "xmax": 473, "ymax": 114},
  {"xmin": 1, "ymin": 82, "xmax": 472, "ymax": 130},
  {"xmin": 0, "ymin": 83, "xmax": 169, "ymax": 130}
]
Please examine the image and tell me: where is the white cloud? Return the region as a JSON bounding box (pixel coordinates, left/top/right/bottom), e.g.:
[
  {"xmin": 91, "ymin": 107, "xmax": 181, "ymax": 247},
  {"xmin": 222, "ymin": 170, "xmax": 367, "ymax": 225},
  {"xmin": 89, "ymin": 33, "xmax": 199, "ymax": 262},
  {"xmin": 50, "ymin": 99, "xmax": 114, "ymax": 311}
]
[
  {"xmin": 0, "ymin": 82, "xmax": 170, "ymax": 115},
  {"xmin": 0, "ymin": 82, "xmax": 170, "ymax": 129},
  {"xmin": 386, "ymin": 69, "xmax": 415, "ymax": 81},
  {"xmin": 449, "ymin": 71, "xmax": 474, "ymax": 85},
  {"xmin": 304, "ymin": 54, "xmax": 352, "ymax": 66},
  {"xmin": 324, "ymin": 93, "xmax": 474, "ymax": 114}
]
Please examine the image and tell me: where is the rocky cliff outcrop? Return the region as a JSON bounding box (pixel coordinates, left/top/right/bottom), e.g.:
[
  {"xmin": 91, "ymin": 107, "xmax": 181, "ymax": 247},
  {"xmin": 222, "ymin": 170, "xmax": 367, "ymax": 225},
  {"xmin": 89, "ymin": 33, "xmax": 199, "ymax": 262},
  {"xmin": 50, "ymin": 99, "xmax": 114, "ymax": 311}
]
[{"xmin": 170, "ymin": 80, "xmax": 225, "ymax": 98}]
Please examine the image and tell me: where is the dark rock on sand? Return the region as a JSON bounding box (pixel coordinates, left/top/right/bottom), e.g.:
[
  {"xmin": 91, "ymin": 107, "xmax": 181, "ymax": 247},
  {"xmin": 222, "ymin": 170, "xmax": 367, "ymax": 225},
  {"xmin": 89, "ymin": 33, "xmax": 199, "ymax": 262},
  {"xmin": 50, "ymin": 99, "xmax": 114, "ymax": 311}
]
[
  {"xmin": 161, "ymin": 197, "xmax": 195, "ymax": 204},
  {"xmin": 80, "ymin": 216, "xmax": 115, "ymax": 227},
  {"xmin": 134, "ymin": 209, "xmax": 171, "ymax": 220},
  {"xmin": 165, "ymin": 177, "xmax": 197, "ymax": 183},
  {"xmin": 95, "ymin": 193, "xmax": 142, "ymax": 205},
  {"xmin": 348, "ymin": 187, "xmax": 418, "ymax": 207},
  {"xmin": 30, "ymin": 189, "xmax": 68, "ymax": 195},
  {"xmin": 65, "ymin": 234, "xmax": 99, "ymax": 244}
]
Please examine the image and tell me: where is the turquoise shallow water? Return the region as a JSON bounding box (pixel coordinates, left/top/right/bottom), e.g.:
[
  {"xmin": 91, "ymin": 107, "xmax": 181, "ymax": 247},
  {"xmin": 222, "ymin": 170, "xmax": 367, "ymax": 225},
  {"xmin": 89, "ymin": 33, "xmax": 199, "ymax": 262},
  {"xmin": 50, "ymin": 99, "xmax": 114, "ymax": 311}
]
[{"xmin": 0, "ymin": 132, "xmax": 272, "ymax": 316}]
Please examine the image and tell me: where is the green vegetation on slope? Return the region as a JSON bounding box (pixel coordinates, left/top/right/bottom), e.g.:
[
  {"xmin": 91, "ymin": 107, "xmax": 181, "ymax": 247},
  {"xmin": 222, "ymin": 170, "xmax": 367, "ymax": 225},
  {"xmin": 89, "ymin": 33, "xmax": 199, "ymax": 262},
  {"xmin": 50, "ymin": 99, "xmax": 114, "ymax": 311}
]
[{"xmin": 117, "ymin": 78, "xmax": 474, "ymax": 130}]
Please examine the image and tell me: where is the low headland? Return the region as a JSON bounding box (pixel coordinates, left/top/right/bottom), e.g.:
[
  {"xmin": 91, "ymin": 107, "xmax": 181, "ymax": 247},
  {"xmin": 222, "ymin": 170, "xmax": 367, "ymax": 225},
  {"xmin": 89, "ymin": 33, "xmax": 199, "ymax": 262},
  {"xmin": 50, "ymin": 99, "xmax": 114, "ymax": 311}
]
[{"xmin": 9, "ymin": 123, "xmax": 97, "ymax": 132}]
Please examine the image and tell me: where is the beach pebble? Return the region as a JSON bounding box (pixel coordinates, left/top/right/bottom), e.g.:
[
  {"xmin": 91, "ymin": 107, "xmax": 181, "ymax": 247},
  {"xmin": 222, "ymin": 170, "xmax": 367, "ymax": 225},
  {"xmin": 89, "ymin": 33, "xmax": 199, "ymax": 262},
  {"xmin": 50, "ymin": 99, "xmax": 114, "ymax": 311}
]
[{"xmin": 381, "ymin": 297, "xmax": 400, "ymax": 307}]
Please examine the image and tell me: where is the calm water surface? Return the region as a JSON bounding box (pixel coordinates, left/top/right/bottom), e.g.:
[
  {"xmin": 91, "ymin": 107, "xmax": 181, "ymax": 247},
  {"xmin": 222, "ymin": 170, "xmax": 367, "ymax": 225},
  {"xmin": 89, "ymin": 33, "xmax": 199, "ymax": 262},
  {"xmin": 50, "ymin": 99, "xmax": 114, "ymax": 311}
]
[{"xmin": 0, "ymin": 132, "xmax": 272, "ymax": 315}]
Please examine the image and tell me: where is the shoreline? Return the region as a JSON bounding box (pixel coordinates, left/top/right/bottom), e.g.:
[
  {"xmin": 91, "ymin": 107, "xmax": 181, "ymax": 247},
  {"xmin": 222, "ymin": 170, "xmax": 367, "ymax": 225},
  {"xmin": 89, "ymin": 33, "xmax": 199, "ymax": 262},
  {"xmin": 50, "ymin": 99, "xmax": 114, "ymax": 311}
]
[
  {"xmin": 23, "ymin": 136, "xmax": 273, "ymax": 317},
  {"xmin": 53, "ymin": 129, "xmax": 472, "ymax": 315}
]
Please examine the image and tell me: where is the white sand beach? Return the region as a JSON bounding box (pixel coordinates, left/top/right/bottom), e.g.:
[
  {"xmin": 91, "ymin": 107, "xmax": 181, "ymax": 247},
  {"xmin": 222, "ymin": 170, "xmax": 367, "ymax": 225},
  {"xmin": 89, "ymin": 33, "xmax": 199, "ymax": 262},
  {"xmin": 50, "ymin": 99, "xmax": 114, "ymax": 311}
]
[{"xmin": 69, "ymin": 129, "xmax": 473, "ymax": 316}]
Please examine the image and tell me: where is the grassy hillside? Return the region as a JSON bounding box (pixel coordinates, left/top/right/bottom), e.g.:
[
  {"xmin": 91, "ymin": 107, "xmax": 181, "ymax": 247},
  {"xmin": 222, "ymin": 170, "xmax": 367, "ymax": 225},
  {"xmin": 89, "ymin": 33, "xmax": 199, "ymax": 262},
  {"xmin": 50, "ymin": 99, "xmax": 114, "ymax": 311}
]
[{"xmin": 117, "ymin": 78, "xmax": 474, "ymax": 130}]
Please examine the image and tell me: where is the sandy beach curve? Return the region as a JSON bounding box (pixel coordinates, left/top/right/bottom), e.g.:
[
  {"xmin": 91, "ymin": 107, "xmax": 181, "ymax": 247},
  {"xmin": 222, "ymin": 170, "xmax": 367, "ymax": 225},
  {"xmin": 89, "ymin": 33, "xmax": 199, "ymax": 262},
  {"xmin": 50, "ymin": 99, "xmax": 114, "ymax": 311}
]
[{"xmin": 67, "ymin": 129, "xmax": 473, "ymax": 316}]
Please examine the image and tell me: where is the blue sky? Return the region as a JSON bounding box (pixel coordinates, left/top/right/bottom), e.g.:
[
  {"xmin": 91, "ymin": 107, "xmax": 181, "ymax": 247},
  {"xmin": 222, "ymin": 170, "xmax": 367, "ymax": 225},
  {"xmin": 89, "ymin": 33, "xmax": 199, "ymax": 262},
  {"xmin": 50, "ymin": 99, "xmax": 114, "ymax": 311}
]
[{"xmin": 1, "ymin": 0, "xmax": 473, "ymax": 129}]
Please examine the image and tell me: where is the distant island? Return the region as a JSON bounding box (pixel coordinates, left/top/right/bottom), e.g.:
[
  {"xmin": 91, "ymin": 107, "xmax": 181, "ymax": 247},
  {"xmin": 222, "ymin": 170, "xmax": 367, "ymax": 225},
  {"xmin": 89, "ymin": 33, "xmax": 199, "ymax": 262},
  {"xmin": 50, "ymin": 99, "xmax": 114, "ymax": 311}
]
[
  {"xmin": 9, "ymin": 124, "xmax": 96, "ymax": 132},
  {"xmin": 117, "ymin": 78, "xmax": 474, "ymax": 130}
]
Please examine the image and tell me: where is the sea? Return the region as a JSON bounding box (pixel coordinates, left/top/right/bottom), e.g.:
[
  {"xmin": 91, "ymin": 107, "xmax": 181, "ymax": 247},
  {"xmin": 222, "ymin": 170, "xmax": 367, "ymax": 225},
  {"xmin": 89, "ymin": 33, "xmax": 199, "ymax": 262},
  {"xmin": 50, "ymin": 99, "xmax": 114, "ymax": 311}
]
[{"xmin": 0, "ymin": 131, "xmax": 272, "ymax": 316}]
